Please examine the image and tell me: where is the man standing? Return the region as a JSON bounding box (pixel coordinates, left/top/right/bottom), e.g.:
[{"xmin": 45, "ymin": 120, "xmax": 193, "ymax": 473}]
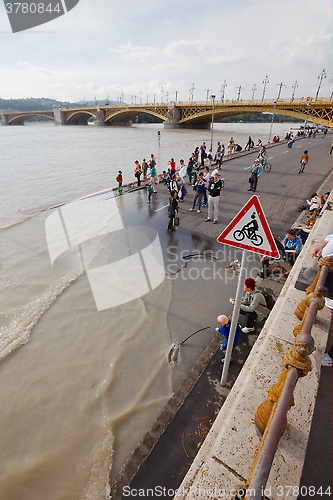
[
  {"xmin": 205, "ymin": 172, "xmax": 223, "ymax": 224},
  {"xmin": 249, "ymin": 158, "xmax": 263, "ymax": 192},
  {"xmin": 189, "ymin": 172, "xmax": 206, "ymax": 213}
]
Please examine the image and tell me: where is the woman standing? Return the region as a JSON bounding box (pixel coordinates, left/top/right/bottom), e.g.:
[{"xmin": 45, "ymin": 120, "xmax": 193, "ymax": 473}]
[
  {"xmin": 167, "ymin": 190, "xmax": 179, "ymax": 231},
  {"xmin": 299, "ymin": 150, "xmax": 309, "ymax": 174},
  {"xmin": 149, "ymin": 154, "xmax": 157, "ymax": 192}
]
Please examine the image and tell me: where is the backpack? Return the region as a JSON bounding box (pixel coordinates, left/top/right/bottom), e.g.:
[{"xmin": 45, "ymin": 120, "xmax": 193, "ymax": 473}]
[{"xmin": 259, "ymin": 289, "xmax": 275, "ymax": 310}]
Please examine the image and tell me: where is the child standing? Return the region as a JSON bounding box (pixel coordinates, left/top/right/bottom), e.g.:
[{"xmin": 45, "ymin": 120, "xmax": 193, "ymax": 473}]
[
  {"xmin": 116, "ymin": 170, "xmax": 123, "ymax": 193},
  {"xmin": 147, "ymin": 183, "xmax": 154, "ymax": 204},
  {"xmin": 215, "ymin": 314, "xmax": 241, "ymax": 362}
]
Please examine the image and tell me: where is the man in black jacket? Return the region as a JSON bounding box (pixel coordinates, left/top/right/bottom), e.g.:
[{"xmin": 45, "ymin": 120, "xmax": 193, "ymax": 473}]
[{"xmin": 205, "ymin": 172, "xmax": 223, "ymax": 224}]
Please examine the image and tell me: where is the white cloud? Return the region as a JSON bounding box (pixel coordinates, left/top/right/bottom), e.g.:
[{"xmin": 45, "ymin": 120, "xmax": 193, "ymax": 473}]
[{"xmin": 0, "ymin": 0, "xmax": 331, "ymax": 101}]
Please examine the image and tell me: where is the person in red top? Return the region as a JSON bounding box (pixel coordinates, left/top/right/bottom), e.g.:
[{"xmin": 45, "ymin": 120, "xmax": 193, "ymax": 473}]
[
  {"xmin": 299, "ymin": 150, "xmax": 309, "ymax": 174},
  {"xmin": 116, "ymin": 171, "xmax": 123, "ymax": 193},
  {"xmin": 169, "ymin": 158, "xmax": 176, "ymax": 177},
  {"xmin": 134, "ymin": 160, "xmax": 142, "ymax": 186}
]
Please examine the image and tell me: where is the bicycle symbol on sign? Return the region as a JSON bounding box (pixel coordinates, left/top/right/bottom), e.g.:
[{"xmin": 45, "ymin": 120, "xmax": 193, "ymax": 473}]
[{"xmin": 233, "ymin": 213, "xmax": 263, "ymax": 246}]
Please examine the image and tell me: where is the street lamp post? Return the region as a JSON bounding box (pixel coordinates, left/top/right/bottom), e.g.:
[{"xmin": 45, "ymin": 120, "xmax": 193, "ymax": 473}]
[
  {"xmin": 235, "ymin": 86, "xmax": 244, "ymax": 100},
  {"xmin": 139, "ymin": 90, "xmax": 142, "ymax": 105},
  {"xmin": 205, "ymin": 89, "xmax": 211, "ymax": 102},
  {"xmin": 276, "ymin": 82, "xmax": 286, "ymax": 100},
  {"xmin": 251, "ymin": 84, "xmax": 257, "ymax": 100},
  {"xmin": 315, "ymin": 69, "xmax": 326, "ymax": 99},
  {"xmin": 190, "ymin": 83, "xmax": 195, "ymax": 102},
  {"xmin": 220, "ymin": 80, "xmax": 227, "ymax": 101},
  {"xmin": 268, "ymin": 100, "xmax": 277, "ymax": 143},
  {"xmin": 210, "ymin": 94, "xmax": 216, "ymax": 150},
  {"xmin": 291, "ymin": 81, "xmax": 298, "ymax": 101},
  {"xmin": 166, "ymin": 91, "xmax": 169, "ymax": 103},
  {"xmin": 161, "ymin": 87, "xmax": 164, "ymax": 104},
  {"xmin": 262, "ymin": 75, "xmax": 269, "ymax": 101}
]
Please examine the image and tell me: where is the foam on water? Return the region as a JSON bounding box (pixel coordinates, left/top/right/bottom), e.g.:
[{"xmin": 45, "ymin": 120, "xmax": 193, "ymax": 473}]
[
  {"xmin": 0, "ymin": 212, "xmax": 39, "ymax": 230},
  {"xmin": 0, "ymin": 270, "xmax": 83, "ymax": 362}
]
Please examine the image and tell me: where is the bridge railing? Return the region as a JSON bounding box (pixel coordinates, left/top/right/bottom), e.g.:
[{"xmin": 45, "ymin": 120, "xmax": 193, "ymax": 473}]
[{"xmin": 244, "ymin": 257, "xmax": 332, "ymax": 499}]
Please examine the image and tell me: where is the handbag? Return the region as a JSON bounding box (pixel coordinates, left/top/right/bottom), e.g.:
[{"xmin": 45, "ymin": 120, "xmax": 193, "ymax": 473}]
[{"xmin": 174, "ymin": 217, "xmax": 180, "ymax": 226}]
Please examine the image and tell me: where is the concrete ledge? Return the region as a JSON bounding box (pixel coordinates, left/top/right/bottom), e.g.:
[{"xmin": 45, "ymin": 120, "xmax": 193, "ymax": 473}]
[{"xmin": 176, "ymin": 210, "xmax": 332, "ymax": 499}]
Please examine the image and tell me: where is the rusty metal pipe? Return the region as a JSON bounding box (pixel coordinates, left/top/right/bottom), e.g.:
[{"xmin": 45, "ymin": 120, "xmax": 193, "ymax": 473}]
[{"xmin": 246, "ymin": 368, "xmax": 299, "ymax": 499}]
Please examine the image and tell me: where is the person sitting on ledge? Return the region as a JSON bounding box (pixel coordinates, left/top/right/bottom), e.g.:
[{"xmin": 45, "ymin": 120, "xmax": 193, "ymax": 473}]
[
  {"xmin": 282, "ymin": 228, "xmax": 302, "ymax": 265},
  {"xmin": 230, "ymin": 278, "xmax": 270, "ymax": 334}
]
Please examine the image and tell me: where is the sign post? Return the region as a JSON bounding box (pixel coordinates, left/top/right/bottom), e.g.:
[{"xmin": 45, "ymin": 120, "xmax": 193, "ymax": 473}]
[
  {"xmin": 220, "ymin": 249, "xmax": 249, "ymax": 386},
  {"xmin": 217, "ymin": 195, "xmax": 279, "ymax": 386}
]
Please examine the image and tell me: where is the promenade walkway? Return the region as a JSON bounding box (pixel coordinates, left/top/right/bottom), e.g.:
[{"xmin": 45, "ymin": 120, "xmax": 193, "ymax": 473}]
[{"xmin": 110, "ymin": 136, "xmax": 332, "ymax": 500}]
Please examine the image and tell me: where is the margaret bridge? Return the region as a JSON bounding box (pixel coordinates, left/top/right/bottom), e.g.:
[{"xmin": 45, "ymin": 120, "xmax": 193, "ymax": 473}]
[{"xmin": 0, "ymin": 97, "xmax": 332, "ymax": 128}]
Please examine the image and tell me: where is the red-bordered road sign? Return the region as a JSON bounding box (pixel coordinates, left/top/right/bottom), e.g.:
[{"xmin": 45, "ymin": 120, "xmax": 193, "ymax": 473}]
[{"xmin": 217, "ymin": 195, "xmax": 280, "ymax": 258}]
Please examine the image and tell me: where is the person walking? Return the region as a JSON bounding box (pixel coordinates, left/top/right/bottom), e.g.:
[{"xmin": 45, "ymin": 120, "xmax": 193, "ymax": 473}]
[
  {"xmin": 189, "ymin": 172, "xmax": 206, "ymax": 213},
  {"xmin": 248, "ymin": 158, "xmax": 263, "ymax": 192},
  {"xmin": 230, "ymin": 278, "xmax": 270, "ymax": 333},
  {"xmin": 167, "ymin": 189, "xmax": 179, "ymax": 231},
  {"xmin": 299, "ymin": 150, "xmax": 309, "ymax": 174},
  {"xmin": 205, "ymin": 172, "xmax": 223, "ymax": 224}
]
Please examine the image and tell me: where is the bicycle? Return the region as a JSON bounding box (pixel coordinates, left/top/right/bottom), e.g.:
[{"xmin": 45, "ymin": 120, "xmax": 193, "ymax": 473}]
[
  {"xmin": 261, "ymin": 158, "xmax": 272, "ymax": 173},
  {"xmin": 233, "ymin": 227, "xmax": 263, "ymax": 246}
]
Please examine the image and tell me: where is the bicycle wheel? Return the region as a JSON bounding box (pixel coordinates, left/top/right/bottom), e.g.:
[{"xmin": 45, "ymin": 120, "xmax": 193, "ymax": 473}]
[
  {"xmin": 233, "ymin": 230, "xmax": 245, "ymax": 241},
  {"xmin": 251, "ymin": 234, "xmax": 263, "ymax": 246},
  {"xmin": 220, "ymin": 179, "xmax": 225, "ymax": 188},
  {"xmin": 263, "ymin": 162, "xmax": 271, "ymax": 173}
]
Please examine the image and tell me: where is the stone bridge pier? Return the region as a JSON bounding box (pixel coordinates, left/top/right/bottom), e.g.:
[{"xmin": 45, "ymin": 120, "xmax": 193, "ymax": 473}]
[
  {"xmin": 54, "ymin": 108, "xmax": 66, "ymax": 125},
  {"xmin": 94, "ymin": 108, "xmax": 105, "ymax": 126},
  {"xmin": 1, "ymin": 113, "xmax": 8, "ymax": 126},
  {"xmin": 163, "ymin": 103, "xmax": 210, "ymax": 129}
]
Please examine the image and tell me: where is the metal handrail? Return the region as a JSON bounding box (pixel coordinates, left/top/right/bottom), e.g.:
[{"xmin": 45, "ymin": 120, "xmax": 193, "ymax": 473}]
[{"xmin": 245, "ymin": 262, "xmax": 329, "ymax": 499}]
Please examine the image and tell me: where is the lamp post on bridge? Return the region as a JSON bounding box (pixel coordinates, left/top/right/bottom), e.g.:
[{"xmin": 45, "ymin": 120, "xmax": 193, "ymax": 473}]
[
  {"xmin": 139, "ymin": 90, "xmax": 142, "ymax": 105},
  {"xmin": 268, "ymin": 100, "xmax": 277, "ymax": 143},
  {"xmin": 315, "ymin": 69, "xmax": 326, "ymax": 99},
  {"xmin": 166, "ymin": 91, "xmax": 169, "ymax": 103},
  {"xmin": 210, "ymin": 94, "xmax": 216, "ymax": 150},
  {"xmin": 276, "ymin": 82, "xmax": 286, "ymax": 100},
  {"xmin": 189, "ymin": 83, "xmax": 195, "ymax": 102},
  {"xmin": 262, "ymin": 75, "xmax": 269, "ymax": 101},
  {"xmin": 251, "ymin": 84, "xmax": 257, "ymax": 100},
  {"xmin": 291, "ymin": 81, "xmax": 298, "ymax": 101},
  {"xmin": 205, "ymin": 89, "xmax": 211, "ymax": 102},
  {"xmin": 161, "ymin": 87, "xmax": 164, "ymax": 104},
  {"xmin": 220, "ymin": 80, "xmax": 227, "ymax": 101},
  {"xmin": 235, "ymin": 85, "xmax": 245, "ymax": 100}
]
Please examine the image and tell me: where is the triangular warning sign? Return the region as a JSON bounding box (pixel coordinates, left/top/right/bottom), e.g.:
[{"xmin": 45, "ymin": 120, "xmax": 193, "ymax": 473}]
[{"xmin": 217, "ymin": 195, "xmax": 280, "ymax": 258}]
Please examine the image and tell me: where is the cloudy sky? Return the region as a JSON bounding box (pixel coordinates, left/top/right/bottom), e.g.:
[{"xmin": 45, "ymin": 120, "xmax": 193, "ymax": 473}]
[{"xmin": 0, "ymin": 0, "xmax": 332, "ymax": 103}]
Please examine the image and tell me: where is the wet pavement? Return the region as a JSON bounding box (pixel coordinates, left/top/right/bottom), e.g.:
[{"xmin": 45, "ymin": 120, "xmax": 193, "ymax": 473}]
[{"xmin": 109, "ymin": 135, "xmax": 332, "ymax": 500}]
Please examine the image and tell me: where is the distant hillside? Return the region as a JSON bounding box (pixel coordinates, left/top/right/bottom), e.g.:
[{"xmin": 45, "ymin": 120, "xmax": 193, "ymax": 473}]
[{"xmin": 0, "ymin": 97, "xmax": 120, "ymax": 112}]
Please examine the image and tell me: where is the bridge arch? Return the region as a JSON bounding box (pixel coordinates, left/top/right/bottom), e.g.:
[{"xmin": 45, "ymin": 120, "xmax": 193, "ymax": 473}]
[{"xmin": 7, "ymin": 112, "xmax": 55, "ymax": 125}]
